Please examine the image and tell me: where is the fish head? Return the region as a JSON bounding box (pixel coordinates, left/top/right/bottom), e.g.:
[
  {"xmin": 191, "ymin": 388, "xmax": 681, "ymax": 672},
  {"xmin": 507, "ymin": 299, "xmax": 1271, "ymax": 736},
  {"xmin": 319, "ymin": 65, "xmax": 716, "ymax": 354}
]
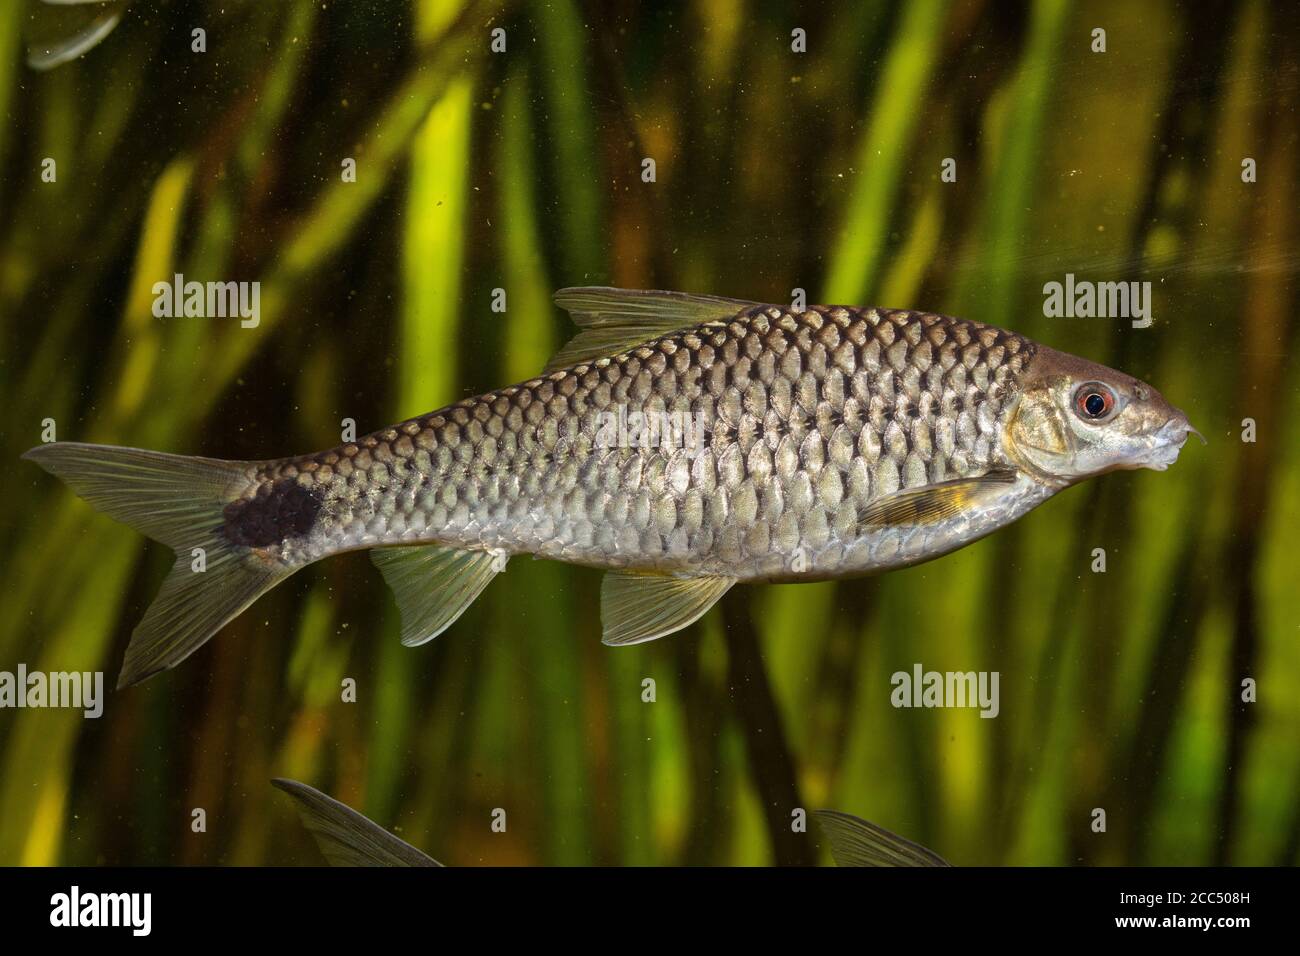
[{"xmin": 1005, "ymin": 345, "xmax": 1200, "ymax": 483}]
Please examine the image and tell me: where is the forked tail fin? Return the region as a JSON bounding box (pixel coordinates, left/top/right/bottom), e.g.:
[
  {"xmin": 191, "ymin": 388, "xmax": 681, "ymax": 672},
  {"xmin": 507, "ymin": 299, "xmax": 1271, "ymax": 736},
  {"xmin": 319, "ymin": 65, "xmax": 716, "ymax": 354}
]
[{"xmin": 22, "ymin": 442, "xmax": 293, "ymax": 688}]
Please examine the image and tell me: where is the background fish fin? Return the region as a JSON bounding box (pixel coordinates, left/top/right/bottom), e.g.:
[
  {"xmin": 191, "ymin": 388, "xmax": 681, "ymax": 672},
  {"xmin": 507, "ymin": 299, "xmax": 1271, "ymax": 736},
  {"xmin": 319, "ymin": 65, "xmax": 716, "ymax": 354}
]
[
  {"xmin": 371, "ymin": 544, "xmax": 504, "ymax": 646},
  {"xmin": 545, "ymin": 287, "xmax": 760, "ymax": 371},
  {"xmin": 600, "ymin": 571, "xmax": 735, "ymax": 646},
  {"xmin": 859, "ymin": 469, "xmax": 1018, "ymax": 527},
  {"xmin": 22, "ymin": 442, "xmax": 289, "ymax": 688},
  {"xmin": 272, "ymin": 779, "xmax": 442, "ymax": 867},
  {"xmin": 26, "ymin": 0, "xmax": 127, "ymax": 71},
  {"xmin": 813, "ymin": 809, "xmax": 951, "ymax": 867}
]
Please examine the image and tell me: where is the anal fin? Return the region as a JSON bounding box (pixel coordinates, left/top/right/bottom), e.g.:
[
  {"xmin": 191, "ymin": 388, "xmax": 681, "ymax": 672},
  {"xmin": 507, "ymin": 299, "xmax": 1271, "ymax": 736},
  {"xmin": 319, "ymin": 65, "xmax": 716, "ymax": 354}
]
[
  {"xmin": 600, "ymin": 570, "xmax": 735, "ymax": 646},
  {"xmin": 371, "ymin": 544, "xmax": 505, "ymax": 646},
  {"xmin": 859, "ymin": 469, "xmax": 1018, "ymax": 528}
]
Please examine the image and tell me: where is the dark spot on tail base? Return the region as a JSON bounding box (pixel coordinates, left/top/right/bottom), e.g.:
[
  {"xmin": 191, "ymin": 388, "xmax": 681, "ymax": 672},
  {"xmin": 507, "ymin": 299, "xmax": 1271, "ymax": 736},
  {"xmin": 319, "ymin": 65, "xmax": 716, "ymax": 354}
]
[{"xmin": 222, "ymin": 479, "xmax": 322, "ymax": 548}]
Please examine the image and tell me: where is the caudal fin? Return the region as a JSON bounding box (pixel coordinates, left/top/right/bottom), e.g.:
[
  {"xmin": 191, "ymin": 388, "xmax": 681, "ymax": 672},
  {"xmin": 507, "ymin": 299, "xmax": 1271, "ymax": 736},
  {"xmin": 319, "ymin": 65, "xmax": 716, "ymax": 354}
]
[{"xmin": 22, "ymin": 442, "xmax": 291, "ymax": 688}]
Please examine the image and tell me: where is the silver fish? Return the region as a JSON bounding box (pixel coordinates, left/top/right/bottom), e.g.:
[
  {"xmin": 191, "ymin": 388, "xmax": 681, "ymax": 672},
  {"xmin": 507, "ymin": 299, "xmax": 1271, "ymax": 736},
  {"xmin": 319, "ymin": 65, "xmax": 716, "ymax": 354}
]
[{"xmin": 23, "ymin": 288, "xmax": 1199, "ymax": 687}]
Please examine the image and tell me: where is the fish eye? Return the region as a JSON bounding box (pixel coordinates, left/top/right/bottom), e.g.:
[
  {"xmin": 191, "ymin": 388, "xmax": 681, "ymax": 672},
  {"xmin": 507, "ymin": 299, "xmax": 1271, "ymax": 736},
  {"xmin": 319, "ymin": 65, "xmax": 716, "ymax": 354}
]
[{"xmin": 1074, "ymin": 382, "xmax": 1117, "ymax": 422}]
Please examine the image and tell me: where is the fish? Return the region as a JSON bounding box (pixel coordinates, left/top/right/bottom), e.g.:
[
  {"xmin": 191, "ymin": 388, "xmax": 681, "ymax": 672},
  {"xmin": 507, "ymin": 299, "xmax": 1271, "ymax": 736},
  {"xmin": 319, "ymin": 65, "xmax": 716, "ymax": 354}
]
[
  {"xmin": 25, "ymin": 0, "xmax": 131, "ymax": 71},
  {"xmin": 814, "ymin": 809, "xmax": 951, "ymax": 867},
  {"xmin": 272, "ymin": 779, "xmax": 941, "ymax": 868},
  {"xmin": 272, "ymin": 778, "xmax": 441, "ymax": 867},
  {"xmin": 23, "ymin": 287, "xmax": 1201, "ymax": 688}
]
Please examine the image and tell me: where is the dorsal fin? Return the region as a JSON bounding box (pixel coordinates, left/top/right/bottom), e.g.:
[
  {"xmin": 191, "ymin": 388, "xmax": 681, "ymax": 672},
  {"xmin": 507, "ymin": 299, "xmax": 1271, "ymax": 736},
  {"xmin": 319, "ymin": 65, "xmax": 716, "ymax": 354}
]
[
  {"xmin": 546, "ymin": 287, "xmax": 761, "ymax": 372},
  {"xmin": 813, "ymin": 809, "xmax": 951, "ymax": 867},
  {"xmin": 272, "ymin": 779, "xmax": 442, "ymax": 867}
]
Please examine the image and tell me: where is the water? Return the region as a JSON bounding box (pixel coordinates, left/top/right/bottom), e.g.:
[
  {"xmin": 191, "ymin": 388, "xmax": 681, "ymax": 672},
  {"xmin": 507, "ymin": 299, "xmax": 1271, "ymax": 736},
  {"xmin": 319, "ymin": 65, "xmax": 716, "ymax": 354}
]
[{"xmin": 0, "ymin": 0, "xmax": 1296, "ymax": 867}]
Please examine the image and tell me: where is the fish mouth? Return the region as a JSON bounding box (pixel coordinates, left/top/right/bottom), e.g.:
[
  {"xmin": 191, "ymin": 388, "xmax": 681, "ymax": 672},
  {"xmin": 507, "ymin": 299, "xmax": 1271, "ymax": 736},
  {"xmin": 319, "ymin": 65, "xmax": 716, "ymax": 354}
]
[{"xmin": 1143, "ymin": 417, "xmax": 1203, "ymax": 471}]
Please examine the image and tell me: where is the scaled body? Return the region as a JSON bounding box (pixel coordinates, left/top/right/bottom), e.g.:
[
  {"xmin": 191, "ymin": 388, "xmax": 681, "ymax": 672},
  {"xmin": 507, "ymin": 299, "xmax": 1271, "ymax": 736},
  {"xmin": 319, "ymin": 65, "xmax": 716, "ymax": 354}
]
[
  {"xmin": 24, "ymin": 288, "xmax": 1197, "ymax": 686},
  {"xmin": 243, "ymin": 303, "xmax": 1044, "ymax": 580}
]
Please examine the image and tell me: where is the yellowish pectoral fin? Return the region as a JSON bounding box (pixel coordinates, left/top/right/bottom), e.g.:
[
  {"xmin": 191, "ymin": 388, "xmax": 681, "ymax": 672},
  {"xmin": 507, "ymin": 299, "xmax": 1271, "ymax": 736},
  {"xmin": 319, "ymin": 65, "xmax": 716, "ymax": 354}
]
[
  {"xmin": 600, "ymin": 570, "xmax": 736, "ymax": 646},
  {"xmin": 859, "ymin": 469, "xmax": 1018, "ymax": 527},
  {"xmin": 813, "ymin": 809, "xmax": 951, "ymax": 867},
  {"xmin": 371, "ymin": 545, "xmax": 505, "ymax": 647},
  {"xmin": 545, "ymin": 287, "xmax": 760, "ymax": 372}
]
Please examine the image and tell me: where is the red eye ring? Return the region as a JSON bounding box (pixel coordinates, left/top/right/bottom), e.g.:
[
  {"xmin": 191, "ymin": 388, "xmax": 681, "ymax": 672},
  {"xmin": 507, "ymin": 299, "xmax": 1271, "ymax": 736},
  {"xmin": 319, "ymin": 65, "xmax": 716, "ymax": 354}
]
[{"xmin": 1075, "ymin": 383, "xmax": 1115, "ymax": 420}]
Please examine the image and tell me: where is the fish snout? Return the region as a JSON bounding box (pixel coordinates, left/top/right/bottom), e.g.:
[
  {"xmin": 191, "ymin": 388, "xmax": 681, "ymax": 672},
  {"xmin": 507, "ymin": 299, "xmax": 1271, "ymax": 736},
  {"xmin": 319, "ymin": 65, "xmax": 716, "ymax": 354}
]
[
  {"xmin": 1142, "ymin": 409, "xmax": 1202, "ymax": 471},
  {"xmin": 1157, "ymin": 417, "xmax": 1189, "ymax": 447},
  {"xmin": 1157, "ymin": 406, "xmax": 1206, "ymax": 447}
]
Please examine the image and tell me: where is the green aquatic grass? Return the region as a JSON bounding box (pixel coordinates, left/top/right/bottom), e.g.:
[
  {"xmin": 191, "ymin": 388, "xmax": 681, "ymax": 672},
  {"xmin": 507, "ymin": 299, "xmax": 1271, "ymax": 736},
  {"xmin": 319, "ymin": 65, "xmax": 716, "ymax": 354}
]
[
  {"xmin": 0, "ymin": 0, "xmax": 1294, "ymax": 867},
  {"xmin": 823, "ymin": 0, "xmax": 949, "ymax": 306}
]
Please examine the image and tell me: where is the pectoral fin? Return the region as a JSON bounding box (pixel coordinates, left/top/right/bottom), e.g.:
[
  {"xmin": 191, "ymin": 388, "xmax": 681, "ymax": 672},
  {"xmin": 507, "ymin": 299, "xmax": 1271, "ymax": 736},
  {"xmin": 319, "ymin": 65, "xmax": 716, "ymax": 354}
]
[
  {"xmin": 813, "ymin": 810, "xmax": 951, "ymax": 867},
  {"xmin": 859, "ymin": 469, "xmax": 1018, "ymax": 528},
  {"xmin": 547, "ymin": 287, "xmax": 759, "ymax": 372},
  {"xmin": 371, "ymin": 545, "xmax": 505, "ymax": 646},
  {"xmin": 600, "ymin": 570, "xmax": 735, "ymax": 646}
]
